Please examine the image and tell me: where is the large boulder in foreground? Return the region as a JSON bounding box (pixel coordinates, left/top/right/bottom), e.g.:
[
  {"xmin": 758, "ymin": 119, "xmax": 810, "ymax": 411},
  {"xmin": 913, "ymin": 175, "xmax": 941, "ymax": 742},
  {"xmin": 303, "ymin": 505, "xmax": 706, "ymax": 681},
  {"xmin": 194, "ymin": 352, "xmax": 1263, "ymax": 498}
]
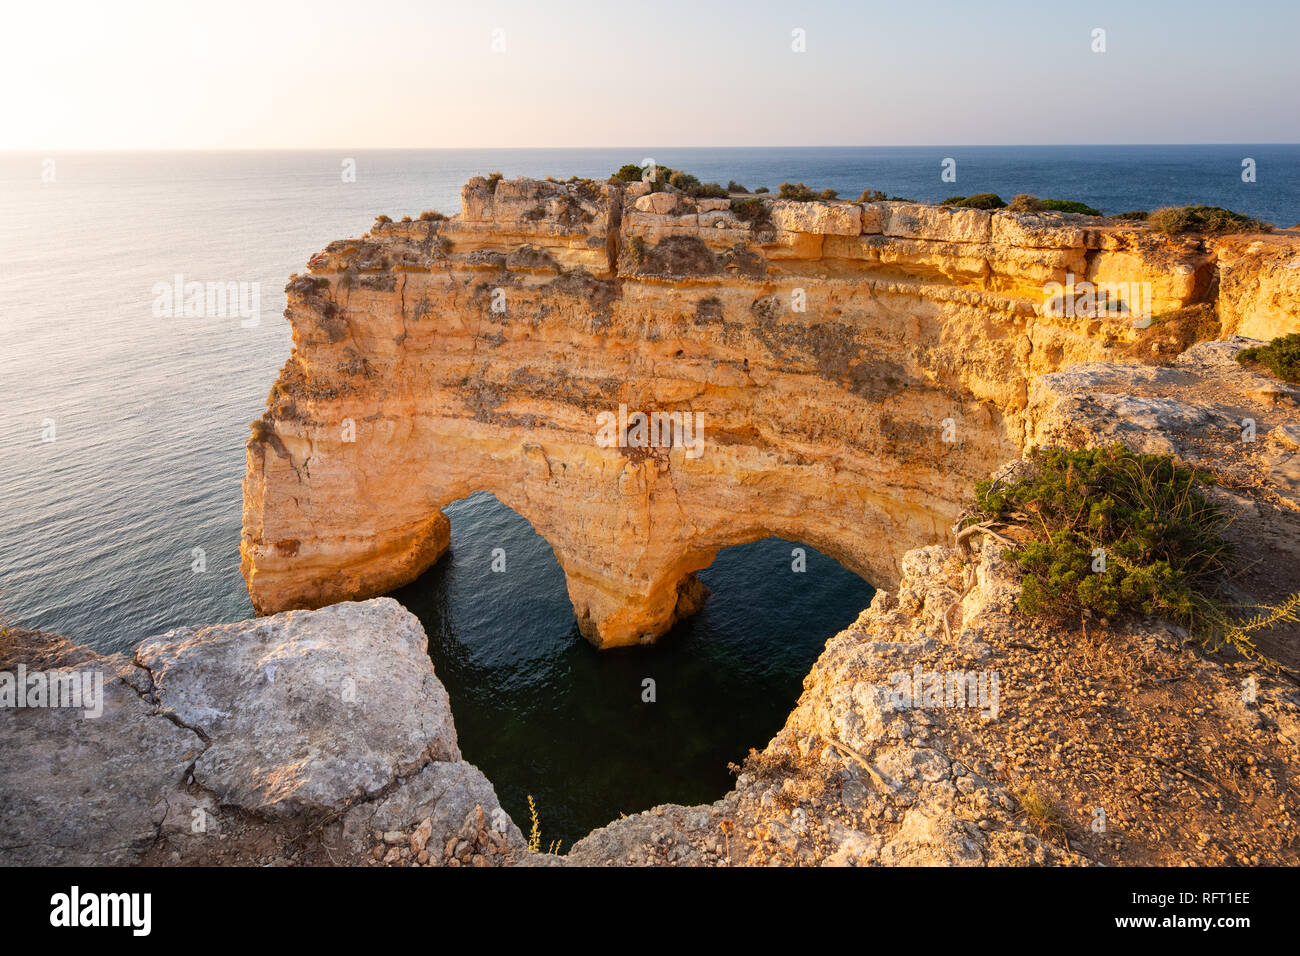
[
  {"xmin": 0, "ymin": 599, "xmax": 523, "ymax": 866},
  {"xmin": 135, "ymin": 599, "xmax": 459, "ymax": 816}
]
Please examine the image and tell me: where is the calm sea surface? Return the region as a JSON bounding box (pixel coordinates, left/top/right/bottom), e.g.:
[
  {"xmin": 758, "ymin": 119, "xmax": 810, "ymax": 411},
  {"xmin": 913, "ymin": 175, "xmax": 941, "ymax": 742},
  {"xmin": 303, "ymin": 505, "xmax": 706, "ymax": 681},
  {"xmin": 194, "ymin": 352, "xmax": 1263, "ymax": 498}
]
[{"xmin": 3, "ymin": 146, "xmax": 1296, "ymax": 840}]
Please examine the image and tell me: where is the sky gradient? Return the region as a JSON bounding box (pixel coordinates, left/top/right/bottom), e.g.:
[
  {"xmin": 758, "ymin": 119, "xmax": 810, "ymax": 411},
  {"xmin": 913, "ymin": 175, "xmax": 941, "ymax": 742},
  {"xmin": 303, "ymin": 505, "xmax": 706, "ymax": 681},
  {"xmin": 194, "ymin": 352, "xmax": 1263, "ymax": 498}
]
[{"xmin": 4, "ymin": 0, "xmax": 1297, "ymax": 149}]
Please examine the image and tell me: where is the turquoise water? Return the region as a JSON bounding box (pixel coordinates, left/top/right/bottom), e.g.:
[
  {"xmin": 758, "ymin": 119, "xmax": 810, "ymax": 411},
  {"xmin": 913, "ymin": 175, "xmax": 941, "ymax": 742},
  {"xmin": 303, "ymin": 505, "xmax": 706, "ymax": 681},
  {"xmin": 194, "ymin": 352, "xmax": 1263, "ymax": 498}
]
[{"xmin": 2, "ymin": 147, "xmax": 1297, "ymax": 837}]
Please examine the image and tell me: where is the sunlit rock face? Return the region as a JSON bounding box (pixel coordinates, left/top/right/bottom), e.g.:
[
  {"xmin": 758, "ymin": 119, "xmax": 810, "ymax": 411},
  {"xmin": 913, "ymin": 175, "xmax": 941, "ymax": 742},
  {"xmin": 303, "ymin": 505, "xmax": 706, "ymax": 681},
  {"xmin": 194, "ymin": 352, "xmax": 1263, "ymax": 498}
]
[{"xmin": 239, "ymin": 177, "xmax": 1300, "ymax": 648}]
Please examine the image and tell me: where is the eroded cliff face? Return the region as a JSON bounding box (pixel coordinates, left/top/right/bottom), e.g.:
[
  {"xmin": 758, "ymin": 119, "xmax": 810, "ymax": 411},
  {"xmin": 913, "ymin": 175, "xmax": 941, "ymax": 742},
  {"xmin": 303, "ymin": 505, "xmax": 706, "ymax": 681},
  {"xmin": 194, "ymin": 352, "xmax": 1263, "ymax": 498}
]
[{"xmin": 240, "ymin": 176, "xmax": 1300, "ymax": 647}]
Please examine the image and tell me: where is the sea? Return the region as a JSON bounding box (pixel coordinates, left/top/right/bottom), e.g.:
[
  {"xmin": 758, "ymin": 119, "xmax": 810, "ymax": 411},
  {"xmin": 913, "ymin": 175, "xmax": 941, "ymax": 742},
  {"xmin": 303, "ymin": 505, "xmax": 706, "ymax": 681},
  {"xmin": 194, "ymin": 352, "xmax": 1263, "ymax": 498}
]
[{"xmin": 3, "ymin": 145, "xmax": 1297, "ymax": 841}]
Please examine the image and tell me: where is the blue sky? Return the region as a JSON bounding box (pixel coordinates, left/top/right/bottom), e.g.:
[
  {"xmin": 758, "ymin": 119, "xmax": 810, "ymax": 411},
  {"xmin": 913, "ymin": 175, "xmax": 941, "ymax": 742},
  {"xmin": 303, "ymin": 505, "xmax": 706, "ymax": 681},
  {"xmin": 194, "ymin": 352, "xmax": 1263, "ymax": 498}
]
[{"xmin": 2, "ymin": 0, "xmax": 1296, "ymax": 148}]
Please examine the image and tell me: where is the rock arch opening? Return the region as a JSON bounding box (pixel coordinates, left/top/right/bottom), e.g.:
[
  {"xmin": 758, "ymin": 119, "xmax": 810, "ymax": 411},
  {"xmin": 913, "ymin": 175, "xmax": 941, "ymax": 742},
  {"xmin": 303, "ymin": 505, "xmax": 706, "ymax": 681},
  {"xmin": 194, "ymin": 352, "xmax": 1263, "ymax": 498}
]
[
  {"xmin": 242, "ymin": 174, "xmax": 1257, "ymax": 648},
  {"xmin": 389, "ymin": 490, "xmax": 874, "ymax": 845}
]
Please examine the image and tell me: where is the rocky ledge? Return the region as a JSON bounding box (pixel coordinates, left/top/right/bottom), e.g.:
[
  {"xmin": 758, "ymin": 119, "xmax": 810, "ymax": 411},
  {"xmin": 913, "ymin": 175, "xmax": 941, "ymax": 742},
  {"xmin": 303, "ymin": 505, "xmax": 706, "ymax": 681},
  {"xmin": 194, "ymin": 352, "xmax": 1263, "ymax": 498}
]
[{"xmin": 0, "ymin": 600, "xmax": 525, "ymax": 867}]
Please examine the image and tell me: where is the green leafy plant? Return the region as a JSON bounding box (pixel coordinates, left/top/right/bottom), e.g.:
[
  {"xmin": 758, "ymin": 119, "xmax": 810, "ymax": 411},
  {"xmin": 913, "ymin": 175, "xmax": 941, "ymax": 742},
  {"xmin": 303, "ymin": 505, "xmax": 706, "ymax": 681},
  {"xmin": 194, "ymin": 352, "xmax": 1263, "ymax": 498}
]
[
  {"xmin": 674, "ymin": 172, "xmax": 728, "ymax": 199},
  {"xmin": 970, "ymin": 446, "xmax": 1298, "ymax": 670},
  {"xmin": 1237, "ymin": 333, "xmax": 1300, "ymax": 383},
  {"xmin": 611, "ymin": 163, "xmax": 644, "ymax": 183},
  {"xmin": 973, "ymin": 446, "xmax": 1230, "ymax": 622},
  {"xmin": 778, "ymin": 181, "xmax": 815, "ymax": 201}
]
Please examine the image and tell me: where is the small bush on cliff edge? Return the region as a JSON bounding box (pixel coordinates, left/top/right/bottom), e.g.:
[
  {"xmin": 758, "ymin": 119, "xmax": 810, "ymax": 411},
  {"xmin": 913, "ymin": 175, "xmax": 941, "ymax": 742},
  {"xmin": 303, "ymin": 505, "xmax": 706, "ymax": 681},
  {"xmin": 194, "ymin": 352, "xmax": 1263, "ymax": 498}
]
[
  {"xmin": 778, "ymin": 182, "xmax": 838, "ymax": 202},
  {"xmin": 1237, "ymin": 332, "xmax": 1300, "ymax": 384},
  {"xmin": 1147, "ymin": 205, "xmax": 1270, "ymax": 236},
  {"xmin": 970, "ymin": 446, "xmax": 1299, "ymax": 670},
  {"xmin": 1010, "ymin": 194, "xmax": 1103, "ymax": 216},
  {"xmin": 941, "ymin": 193, "xmax": 1007, "ymax": 210},
  {"xmin": 972, "ymin": 446, "xmax": 1231, "ymax": 624}
]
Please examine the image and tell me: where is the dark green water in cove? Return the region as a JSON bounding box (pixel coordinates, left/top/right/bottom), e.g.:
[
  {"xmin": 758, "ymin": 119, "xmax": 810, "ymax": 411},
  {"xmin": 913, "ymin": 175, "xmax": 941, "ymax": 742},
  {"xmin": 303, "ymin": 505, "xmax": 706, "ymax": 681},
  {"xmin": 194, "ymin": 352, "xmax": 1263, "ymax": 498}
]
[{"xmin": 390, "ymin": 491, "xmax": 875, "ymax": 847}]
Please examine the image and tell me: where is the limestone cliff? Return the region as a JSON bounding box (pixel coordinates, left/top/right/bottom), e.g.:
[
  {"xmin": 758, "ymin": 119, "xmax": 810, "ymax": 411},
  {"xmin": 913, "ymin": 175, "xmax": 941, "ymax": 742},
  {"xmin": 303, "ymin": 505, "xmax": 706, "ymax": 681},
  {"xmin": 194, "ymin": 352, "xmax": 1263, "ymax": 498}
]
[{"xmin": 240, "ymin": 177, "xmax": 1300, "ymax": 647}]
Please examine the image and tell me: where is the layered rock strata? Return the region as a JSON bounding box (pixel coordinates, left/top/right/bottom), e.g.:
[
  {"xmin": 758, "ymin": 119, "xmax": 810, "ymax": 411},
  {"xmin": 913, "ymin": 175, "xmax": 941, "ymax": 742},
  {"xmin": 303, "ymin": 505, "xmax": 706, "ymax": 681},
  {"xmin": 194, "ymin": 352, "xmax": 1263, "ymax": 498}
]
[{"xmin": 239, "ymin": 177, "xmax": 1300, "ymax": 647}]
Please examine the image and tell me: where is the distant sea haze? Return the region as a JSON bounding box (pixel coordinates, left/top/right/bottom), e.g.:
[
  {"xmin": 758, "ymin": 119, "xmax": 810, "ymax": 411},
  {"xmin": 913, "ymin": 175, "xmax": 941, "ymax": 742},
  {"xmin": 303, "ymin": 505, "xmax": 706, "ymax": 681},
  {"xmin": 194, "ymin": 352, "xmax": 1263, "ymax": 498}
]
[{"xmin": 2, "ymin": 144, "xmax": 1296, "ymax": 841}]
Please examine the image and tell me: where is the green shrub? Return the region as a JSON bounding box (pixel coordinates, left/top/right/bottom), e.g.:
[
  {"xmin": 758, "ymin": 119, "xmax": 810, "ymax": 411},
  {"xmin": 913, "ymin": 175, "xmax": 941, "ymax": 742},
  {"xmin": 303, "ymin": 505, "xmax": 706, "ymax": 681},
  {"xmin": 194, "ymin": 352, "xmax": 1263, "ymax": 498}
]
[
  {"xmin": 485, "ymin": 171, "xmax": 503, "ymax": 191},
  {"xmin": 972, "ymin": 446, "xmax": 1231, "ymax": 626},
  {"xmin": 1147, "ymin": 205, "xmax": 1270, "ymax": 236},
  {"xmin": 374, "ymin": 214, "xmax": 392, "ymax": 225},
  {"xmin": 418, "ymin": 209, "xmax": 446, "ymax": 221},
  {"xmin": 1038, "ymin": 199, "xmax": 1102, "ymax": 216},
  {"xmin": 1113, "ymin": 210, "xmax": 1149, "ymax": 221},
  {"xmin": 727, "ymin": 180, "xmax": 748, "ymax": 193},
  {"xmin": 688, "ymin": 181, "xmax": 729, "ymax": 199},
  {"xmin": 668, "ymin": 170, "xmax": 700, "ymax": 191},
  {"xmin": 857, "ymin": 189, "xmax": 887, "ymax": 203},
  {"xmin": 778, "ymin": 182, "xmax": 816, "ymax": 201},
  {"xmin": 1237, "ymin": 333, "xmax": 1300, "ymax": 383},
  {"xmin": 941, "ymin": 193, "xmax": 1006, "ymax": 210},
  {"xmin": 772, "ymin": 182, "xmax": 838, "ymax": 202},
  {"xmin": 1009, "ymin": 194, "xmax": 1106, "ymax": 215},
  {"xmin": 754, "ymin": 186, "xmax": 770, "ymax": 194},
  {"xmin": 973, "ymin": 445, "xmax": 1300, "ymax": 670}
]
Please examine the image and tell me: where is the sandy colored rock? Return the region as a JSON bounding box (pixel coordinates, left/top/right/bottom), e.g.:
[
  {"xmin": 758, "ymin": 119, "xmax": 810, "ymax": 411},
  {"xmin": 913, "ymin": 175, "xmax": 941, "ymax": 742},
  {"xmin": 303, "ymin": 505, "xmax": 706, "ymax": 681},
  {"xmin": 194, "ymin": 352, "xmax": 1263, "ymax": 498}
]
[{"xmin": 240, "ymin": 178, "xmax": 1300, "ymax": 648}]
